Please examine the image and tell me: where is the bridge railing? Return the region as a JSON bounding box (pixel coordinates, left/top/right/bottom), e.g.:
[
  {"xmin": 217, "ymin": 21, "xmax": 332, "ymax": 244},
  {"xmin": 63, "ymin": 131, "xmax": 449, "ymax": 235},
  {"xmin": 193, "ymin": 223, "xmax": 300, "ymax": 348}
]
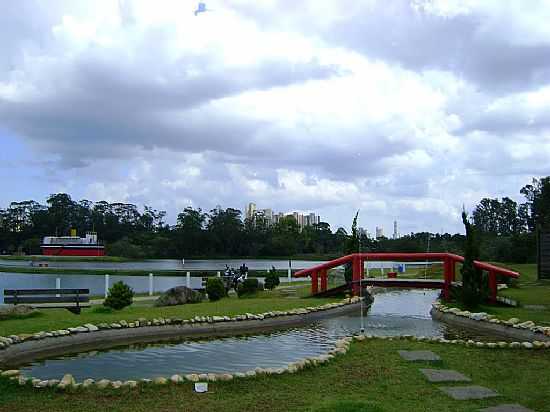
[{"xmin": 294, "ymin": 252, "xmax": 519, "ymax": 304}]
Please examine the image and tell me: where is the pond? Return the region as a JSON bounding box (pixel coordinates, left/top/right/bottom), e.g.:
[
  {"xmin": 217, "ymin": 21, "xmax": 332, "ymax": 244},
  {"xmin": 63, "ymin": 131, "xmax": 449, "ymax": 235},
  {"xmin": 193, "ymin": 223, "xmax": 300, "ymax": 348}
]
[{"xmin": 17, "ymin": 290, "xmax": 503, "ymax": 381}]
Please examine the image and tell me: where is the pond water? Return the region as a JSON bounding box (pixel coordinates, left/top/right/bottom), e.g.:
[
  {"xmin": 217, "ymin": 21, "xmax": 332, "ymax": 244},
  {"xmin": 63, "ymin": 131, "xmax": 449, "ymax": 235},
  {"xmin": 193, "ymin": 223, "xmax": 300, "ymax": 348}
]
[{"xmin": 18, "ymin": 290, "xmax": 501, "ymax": 381}]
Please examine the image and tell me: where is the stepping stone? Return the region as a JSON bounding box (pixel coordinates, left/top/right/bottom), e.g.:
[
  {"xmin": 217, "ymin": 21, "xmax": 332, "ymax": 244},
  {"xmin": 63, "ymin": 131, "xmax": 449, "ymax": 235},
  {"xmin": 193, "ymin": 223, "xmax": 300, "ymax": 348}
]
[
  {"xmin": 439, "ymin": 386, "xmax": 499, "ymax": 400},
  {"xmin": 397, "ymin": 350, "xmax": 441, "ymax": 362},
  {"xmin": 419, "ymin": 369, "xmax": 471, "ymax": 383},
  {"xmin": 480, "ymin": 405, "xmax": 535, "ymax": 412}
]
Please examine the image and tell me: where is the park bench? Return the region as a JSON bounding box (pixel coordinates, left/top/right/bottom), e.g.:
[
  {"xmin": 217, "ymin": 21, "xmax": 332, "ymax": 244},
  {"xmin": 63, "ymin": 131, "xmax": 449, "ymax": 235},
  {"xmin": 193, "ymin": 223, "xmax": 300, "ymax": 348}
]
[{"xmin": 3, "ymin": 288, "xmax": 90, "ymax": 315}]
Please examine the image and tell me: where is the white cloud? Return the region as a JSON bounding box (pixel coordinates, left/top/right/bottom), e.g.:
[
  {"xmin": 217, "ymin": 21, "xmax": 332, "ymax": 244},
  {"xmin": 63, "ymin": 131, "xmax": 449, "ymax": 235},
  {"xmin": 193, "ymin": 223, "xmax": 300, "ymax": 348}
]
[{"xmin": 1, "ymin": 0, "xmax": 550, "ymax": 235}]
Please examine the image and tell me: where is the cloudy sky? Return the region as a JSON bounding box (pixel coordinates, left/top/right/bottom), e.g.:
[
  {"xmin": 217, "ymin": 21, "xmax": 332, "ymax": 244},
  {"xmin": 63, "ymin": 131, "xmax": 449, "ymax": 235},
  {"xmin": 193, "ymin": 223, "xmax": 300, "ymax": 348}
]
[{"xmin": 1, "ymin": 0, "xmax": 550, "ymax": 235}]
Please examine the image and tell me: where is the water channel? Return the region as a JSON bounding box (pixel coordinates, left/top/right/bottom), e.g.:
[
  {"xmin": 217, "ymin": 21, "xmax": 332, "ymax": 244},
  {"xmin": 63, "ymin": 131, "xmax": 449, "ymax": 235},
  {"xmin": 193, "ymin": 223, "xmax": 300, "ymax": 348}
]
[{"xmin": 17, "ymin": 290, "xmax": 502, "ymax": 381}]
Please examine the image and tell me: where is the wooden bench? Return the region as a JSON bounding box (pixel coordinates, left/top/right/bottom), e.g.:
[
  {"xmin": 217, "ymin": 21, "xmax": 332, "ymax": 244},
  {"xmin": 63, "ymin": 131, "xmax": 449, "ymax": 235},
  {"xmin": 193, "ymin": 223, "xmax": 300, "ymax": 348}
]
[{"xmin": 3, "ymin": 289, "xmax": 90, "ymax": 315}]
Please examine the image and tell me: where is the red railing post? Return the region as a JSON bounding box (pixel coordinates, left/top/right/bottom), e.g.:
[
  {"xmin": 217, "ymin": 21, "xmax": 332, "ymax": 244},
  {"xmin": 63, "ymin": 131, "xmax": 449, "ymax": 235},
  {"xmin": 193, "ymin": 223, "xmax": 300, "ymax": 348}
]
[
  {"xmin": 488, "ymin": 270, "xmax": 497, "ymax": 304},
  {"xmin": 352, "ymin": 254, "xmax": 362, "ymax": 296},
  {"xmin": 449, "ymin": 256, "xmax": 456, "ymax": 282},
  {"xmin": 320, "ymin": 269, "xmax": 328, "ymax": 292},
  {"xmin": 311, "ymin": 270, "xmax": 318, "ymax": 295},
  {"xmin": 442, "ymin": 256, "xmax": 451, "ymax": 301}
]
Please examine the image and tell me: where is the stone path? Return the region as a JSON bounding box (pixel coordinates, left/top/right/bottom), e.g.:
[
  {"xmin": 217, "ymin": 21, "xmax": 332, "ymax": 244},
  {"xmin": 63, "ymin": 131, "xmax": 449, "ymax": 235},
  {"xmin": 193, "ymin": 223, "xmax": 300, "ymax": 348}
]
[
  {"xmin": 397, "ymin": 349, "xmax": 535, "ymax": 411},
  {"xmin": 419, "ymin": 368, "xmax": 471, "ymax": 383},
  {"xmin": 397, "ymin": 350, "xmax": 441, "ymax": 362},
  {"xmin": 480, "ymin": 405, "xmax": 535, "ymax": 412},
  {"xmin": 438, "ymin": 385, "xmax": 499, "ymax": 400}
]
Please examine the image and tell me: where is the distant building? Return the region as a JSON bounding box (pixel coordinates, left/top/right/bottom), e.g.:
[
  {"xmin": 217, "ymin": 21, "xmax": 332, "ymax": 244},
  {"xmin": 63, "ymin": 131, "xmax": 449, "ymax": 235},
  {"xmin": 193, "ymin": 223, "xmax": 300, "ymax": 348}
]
[
  {"xmin": 245, "ymin": 202, "xmax": 321, "ymax": 230},
  {"xmin": 245, "ymin": 202, "xmax": 256, "ymax": 220},
  {"xmin": 393, "ymin": 220, "xmax": 399, "ymax": 239},
  {"xmin": 375, "ymin": 226, "xmax": 384, "ymax": 239}
]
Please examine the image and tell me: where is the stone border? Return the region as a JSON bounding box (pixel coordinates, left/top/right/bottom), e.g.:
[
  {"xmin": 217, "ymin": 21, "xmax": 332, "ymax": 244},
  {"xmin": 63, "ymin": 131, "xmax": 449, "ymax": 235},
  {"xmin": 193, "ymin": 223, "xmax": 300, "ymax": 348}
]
[
  {"xmin": 431, "ymin": 302, "xmax": 550, "ymax": 343},
  {"xmin": 0, "ymin": 297, "xmax": 365, "ymax": 390},
  {"xmin": 2, "ymin": 332, "xmax": 550, "ymax": 391},
  {"xmin": 0, "ymin": 336, "xmax": 356, "ymax": 390}
]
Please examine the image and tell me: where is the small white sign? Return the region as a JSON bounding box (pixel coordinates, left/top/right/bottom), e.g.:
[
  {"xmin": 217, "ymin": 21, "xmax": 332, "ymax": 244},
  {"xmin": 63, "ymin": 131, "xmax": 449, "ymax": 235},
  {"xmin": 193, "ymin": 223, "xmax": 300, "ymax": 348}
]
[{"xmin": 194, "ymin": 382, "xmax": 208, "ymax": 393}]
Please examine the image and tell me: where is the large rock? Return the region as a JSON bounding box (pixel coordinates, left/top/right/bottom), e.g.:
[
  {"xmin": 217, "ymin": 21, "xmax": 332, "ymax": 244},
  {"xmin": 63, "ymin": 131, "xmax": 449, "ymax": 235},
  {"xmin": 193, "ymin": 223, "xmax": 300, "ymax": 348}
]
[
  {"xmin": 154, "ymin": 286, "xmax": 203, "ymax": 307},
  {"xmin": 0, "ymin": 305, "xmax": 37, "ymax": 320}
]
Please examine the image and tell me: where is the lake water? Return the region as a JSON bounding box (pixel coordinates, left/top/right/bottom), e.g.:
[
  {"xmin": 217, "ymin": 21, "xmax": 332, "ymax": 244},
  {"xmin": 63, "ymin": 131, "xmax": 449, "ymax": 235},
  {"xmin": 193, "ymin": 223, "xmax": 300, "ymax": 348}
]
[
  {"xmin": 0, "ymin": 259, "xmax": 327, "ymax": 271},
  {"xmin": 17, "ymin": 290, "xmax": 501, "ymax": 381}
]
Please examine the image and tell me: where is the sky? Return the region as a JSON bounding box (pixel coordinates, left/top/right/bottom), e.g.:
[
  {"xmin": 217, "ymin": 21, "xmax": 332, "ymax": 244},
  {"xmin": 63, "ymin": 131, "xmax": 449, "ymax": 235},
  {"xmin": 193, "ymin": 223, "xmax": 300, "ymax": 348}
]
[{"xmin": 1, "ymin": 0, "xmax": 550, "ymax": 235}]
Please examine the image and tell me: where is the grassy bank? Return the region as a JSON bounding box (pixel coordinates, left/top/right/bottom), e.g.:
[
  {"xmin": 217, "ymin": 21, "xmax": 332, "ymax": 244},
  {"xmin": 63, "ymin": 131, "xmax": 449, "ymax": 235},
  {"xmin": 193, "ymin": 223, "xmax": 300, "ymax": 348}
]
[
  {"xmin": 450, "ymin": 263, "xmax": 550, "ymax": 325},
  {"xmin": 0, "ymin": 286, "xmax": 326, "ymax": 337},
  {"xmin": 1, "ymin": 339, "xmax": 549, "ymax": 412}
]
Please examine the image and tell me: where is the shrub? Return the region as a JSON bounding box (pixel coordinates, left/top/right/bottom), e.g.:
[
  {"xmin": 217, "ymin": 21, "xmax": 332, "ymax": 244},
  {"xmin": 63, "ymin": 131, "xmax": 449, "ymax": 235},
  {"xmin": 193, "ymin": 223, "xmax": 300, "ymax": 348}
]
[
  {"xmin": 103, "ymin": 281, "xmax": 134, "ymax": 310},
  {"xmin": 237, "ymin": 278, "xmax": 260, "ymax": 297},
  {"xmin": 264, "ymin": 266, "xmax": 280, "ymax": 290},
  {"xmin": 206, "ymin": 277, "xmax": 226, "ymax": 301}
]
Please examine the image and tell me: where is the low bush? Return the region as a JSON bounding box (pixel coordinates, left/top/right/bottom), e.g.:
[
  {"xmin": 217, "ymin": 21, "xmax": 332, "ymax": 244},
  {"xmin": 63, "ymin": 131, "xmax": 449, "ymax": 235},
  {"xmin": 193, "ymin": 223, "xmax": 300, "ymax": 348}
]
[
  {"xmin": 103, "ymin": 281, "xmax": 134, "ymax": 310},
  {"xmin": 206, "ymin": 277, "xmax": 226, "ymax": 301},
  {"xmin": 264, "ymin": 266, "xmax": 280, "ymax": 290},
  {"xmin": 237, "ymin": 278, "xmax": 260, "ymax": 297}
]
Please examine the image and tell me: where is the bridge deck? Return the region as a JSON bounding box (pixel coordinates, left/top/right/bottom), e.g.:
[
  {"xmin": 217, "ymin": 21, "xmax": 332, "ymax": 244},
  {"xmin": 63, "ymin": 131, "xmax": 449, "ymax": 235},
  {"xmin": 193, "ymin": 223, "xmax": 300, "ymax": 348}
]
[
  {"xmin": 313, "ymin": 278, "xmax": 448, "ymax": 297},
  {"xmin": 360, "ymin": 278, "xmax": 445, "ymax": 288}
]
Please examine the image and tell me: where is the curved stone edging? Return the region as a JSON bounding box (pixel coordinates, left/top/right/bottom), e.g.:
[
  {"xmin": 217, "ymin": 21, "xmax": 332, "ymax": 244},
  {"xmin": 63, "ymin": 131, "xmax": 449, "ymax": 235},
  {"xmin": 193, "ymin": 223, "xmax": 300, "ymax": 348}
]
[
  {"xmin": 2, "ymin": 332, "xmax": 550, "ymax": 391},
  {"xmin": 0, "ymin": 300, "xmax": 363, "ymax": 366},
  {"xmin": 431, "ymin": 303, "xmax": 550, "ymax": 343}
]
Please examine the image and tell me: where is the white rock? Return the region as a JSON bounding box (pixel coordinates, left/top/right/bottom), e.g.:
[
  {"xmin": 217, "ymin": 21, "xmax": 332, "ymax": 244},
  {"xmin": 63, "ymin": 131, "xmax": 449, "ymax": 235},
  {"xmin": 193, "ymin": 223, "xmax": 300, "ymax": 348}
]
[
  {"xmin": 153, "ymin": 377, "xmax": 168, "ymax": 385},
  {"xmin": 96, "ymin": 379, "xmax": 111, "ymax": 389},
  {"xmin": 185, "ymin": 374, "xmax": 199, "ymax": 382},
  {"xmin": 170, "ymin": 374, "xmax": 183, "ymax": 384},
  {"xmin": 84, "ymin": 324, "xmax": 99, "ymax": 332},
  {"xmin": 1, "ymin": 370, "xmax": 20, "ymax": 377},
  {"xmin": 60, "ymin": 374, "xmax": 76, "ymax": 387},
  {"xmin": 521, "ymin": 342, "xmax": 534, "ymax": 349},
  {"xmin": 81, "ymin": 379, "xmax": 94, "ymax": 388}
]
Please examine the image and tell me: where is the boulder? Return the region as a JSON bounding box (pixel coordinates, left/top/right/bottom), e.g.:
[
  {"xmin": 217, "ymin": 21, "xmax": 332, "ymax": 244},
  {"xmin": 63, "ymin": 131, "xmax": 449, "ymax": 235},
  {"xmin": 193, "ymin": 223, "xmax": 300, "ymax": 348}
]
[
  {"xmin": 0, "ymin": 305, "xmax": 37, "ymax": 320},
  {"xmin": 154, "ymin": 287, "xmax": 203, "ymax": 307}
]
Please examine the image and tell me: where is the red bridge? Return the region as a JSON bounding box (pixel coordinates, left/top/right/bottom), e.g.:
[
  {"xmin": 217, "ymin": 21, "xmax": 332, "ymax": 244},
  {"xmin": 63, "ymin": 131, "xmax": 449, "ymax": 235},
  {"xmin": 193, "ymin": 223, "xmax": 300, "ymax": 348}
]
[{"xmin": 294, "ymin": 253, "xmax": 520, "ymax": 304}]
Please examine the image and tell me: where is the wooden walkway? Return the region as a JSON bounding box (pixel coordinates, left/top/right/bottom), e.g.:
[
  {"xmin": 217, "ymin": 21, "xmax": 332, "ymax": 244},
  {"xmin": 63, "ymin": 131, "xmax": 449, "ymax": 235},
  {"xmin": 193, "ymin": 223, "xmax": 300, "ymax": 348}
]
[{"xmin": 313, "ymin": 278, "xmax": 446, "ymax": 297}]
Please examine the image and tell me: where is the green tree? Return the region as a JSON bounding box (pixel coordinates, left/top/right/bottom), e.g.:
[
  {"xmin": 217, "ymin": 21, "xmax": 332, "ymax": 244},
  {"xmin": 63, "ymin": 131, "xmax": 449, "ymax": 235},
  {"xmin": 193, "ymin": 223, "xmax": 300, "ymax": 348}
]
[
  {"xmin": 460, "ymin": 211, "xmax": 483, "ymax": 308},
  {"xmin": 343, "ymin": 211, "xmax": 360, "ymax": 284},
  {"xmin": 521, "ymin": 177, "xmax": 550, "ymax": 231}
]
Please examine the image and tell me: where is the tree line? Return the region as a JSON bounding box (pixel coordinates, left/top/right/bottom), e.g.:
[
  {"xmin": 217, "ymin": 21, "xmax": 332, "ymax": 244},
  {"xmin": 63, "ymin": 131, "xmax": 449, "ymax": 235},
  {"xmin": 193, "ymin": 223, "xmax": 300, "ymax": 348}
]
[{"xmin": 1, "ymin": 177, "xmax": 549, "ymax": 262}]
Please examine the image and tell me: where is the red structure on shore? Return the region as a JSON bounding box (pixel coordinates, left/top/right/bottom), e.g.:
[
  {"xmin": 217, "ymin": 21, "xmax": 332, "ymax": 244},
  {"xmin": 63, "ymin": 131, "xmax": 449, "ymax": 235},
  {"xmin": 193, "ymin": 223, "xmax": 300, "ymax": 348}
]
[
  {"xmin": 294, "ymin": 253, "xmax": 520, "ymax": 304},
  {"xmin": 41, "ymin": 231, "xmax": 105, "ymax": 256}
]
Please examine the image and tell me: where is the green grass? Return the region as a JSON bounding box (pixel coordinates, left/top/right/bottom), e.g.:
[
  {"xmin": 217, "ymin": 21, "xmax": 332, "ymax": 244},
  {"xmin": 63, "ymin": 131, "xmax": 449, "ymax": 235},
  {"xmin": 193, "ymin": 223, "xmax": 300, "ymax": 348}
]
[
  {"xmin": 0, "ymin": 286, "xmax": 330, "ymax": 336},
  {"xmin": 1, "ymin": 339, "xmax": 549, "ymax": 412},
  {"xmin": 449, "ymin": 263, "xmax": 550, "ymax": 325}
]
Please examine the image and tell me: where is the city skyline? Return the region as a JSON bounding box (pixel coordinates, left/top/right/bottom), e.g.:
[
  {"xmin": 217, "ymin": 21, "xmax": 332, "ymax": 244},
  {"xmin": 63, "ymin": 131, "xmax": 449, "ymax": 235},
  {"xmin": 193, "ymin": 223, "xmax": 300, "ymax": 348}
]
[{"xmin": 245, "ymin": 202, "xmax": 321, "ymax": 230}]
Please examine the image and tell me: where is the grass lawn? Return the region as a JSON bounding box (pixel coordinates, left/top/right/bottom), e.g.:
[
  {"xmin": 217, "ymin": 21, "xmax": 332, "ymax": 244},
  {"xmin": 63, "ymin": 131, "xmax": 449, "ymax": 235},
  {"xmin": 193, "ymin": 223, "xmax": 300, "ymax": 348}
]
[
  {"xmin": 448, "ymin": 263, "xmax": 550, "ymax": 325},
  {"xmin": 0, "ymin": 286, "xmax": 332, "ymax": 337},
  {"xmin": 1, "ymin": 339, "xmax": 549, "ymax": 412}
]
